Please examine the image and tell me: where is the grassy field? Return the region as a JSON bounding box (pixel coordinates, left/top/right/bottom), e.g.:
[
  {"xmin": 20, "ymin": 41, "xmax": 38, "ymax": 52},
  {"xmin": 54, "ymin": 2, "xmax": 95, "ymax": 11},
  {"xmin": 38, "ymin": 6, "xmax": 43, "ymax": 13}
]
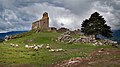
[{"xmin": 0, "ymin": 31, "xmax": 120, "ymax": 67}]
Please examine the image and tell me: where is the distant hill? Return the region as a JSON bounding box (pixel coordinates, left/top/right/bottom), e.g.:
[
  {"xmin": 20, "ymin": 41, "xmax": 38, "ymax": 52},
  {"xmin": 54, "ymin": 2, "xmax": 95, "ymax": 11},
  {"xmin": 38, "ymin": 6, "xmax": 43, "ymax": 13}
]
[
  {"xmin": 110, "ymin": 30, "xmax": 120, "ymax": 43},
  {"xmin": 0, "ymin": 31, "xmax": 28, "ymax": 39},
  {"xmin": 98, "ymin": 30, "xmax": 120, "ymax": 43},
  {"xmin": 112, "ymin": 30, "xmax": 120, "ymax": 37}
]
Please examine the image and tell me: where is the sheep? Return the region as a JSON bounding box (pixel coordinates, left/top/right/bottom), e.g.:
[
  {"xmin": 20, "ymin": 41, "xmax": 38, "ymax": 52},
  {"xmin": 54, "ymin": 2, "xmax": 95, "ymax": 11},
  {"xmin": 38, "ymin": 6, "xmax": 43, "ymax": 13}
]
[
  {"xmin": 25, "ymin": 45, "xmax": 34, "ymax": 49},
  {"xmin": 25, "ymin": 45, "xmax": 29, "ymax": 48},
  {"xmin": 49, "ymin": 49, "xmax": 55, "ymax": 52},
  {"xmin": 10, "ymin": 43, "xmax": 19, "ymax": 47},
  {"xmin": 34, "ymin": 46, "xmax": 39, "ymax": 51},
  {"xmin": 10, "ymin": 43, "xmax": 15, "ymax": 47},
  {"xmin": 49, "ymin": 48, "xmax": 64, "ymax": 52},
  {"xmin": 15, "ymin": 44, "xmax": 19, "ymax": 47},
  {"xmin": 25, "ymin": 44, "xmax": 43, "ymax": 50},
  {"xmin": 37, "ymin": 44, "xmax": 43, "ymax": 48},
  {"xmin": 46, "ymin": 44, "xmax": 50, "ymax": 49},
  {"xmin": 56, "ymin": 48, "xmax": 64, "ymax": 52},
  {"xmin": 25, "ymin": 45, "xmax": 28, "ymax": 47},
  {"xmin": 29, "ymin": 46, "xmax": 34, "ymax": 48},
  {"xmin": 46, "ymin": 46, "xmax": 50, "ymax": 49},
  {"xmin": 34, "ymin": 44, "xmax": 44, "ymax": 50},
  {"xmin": 33, "ymin": 44, "xmax": 36, "ymax": 47}
]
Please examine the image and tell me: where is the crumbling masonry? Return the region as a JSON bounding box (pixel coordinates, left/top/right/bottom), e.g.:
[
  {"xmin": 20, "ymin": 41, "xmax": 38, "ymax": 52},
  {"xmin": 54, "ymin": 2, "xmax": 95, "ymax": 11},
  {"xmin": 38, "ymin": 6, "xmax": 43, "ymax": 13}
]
[{"xmin": 32, "ymin": 12, "xmax": 49, "ymax": 31}]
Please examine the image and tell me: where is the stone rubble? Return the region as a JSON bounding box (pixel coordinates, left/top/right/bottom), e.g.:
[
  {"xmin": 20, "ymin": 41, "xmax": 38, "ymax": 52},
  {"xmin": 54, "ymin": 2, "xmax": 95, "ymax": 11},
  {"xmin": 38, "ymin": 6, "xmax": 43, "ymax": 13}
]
[
  {"xmin": 55, "ymin": 57, "xmax": 91, "ymax": 67},
  {"xmin": 57, "ymin": 31, "xmax": 118, "ymax": 46},
  {"xmin": 58, "ymin": 31, "xmax": 73, "ymax": 42}
]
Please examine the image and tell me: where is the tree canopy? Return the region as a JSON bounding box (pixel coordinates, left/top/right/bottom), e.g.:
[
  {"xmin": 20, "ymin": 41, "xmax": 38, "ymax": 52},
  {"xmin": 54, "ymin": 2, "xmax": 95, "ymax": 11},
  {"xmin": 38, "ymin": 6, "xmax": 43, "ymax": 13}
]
[{"xmin": 81, "ymin": 12, "xmax": 112, "ymax": 38}]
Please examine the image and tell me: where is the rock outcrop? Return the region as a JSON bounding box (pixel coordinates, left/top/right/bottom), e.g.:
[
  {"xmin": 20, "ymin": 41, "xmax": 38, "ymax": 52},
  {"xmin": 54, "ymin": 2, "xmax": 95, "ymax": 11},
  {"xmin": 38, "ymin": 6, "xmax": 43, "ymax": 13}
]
[{"xmin": 57, "ymin": 31, "xmax": 119, "ymax": 46}]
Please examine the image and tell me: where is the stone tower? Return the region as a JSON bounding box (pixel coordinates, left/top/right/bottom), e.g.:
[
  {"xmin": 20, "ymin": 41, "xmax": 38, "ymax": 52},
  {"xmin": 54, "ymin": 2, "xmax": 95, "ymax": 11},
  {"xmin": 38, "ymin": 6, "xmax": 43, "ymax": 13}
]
[{"xmin": 32, "ymin": 12, "xmax": 49, "ymax": 31}]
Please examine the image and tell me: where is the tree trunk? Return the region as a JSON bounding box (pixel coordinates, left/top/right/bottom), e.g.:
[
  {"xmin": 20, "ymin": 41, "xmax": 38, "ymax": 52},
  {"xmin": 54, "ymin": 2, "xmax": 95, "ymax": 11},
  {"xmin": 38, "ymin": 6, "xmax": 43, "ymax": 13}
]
[{"xmin": 95, "ymin": 35, "xmax": 97, "ymax": 39}]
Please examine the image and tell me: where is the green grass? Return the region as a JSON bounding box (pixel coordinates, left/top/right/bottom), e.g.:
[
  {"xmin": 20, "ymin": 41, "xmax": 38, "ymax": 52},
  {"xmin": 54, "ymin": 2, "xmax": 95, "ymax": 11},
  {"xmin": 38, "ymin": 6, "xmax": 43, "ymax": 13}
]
[{"xmin": 0, "ymin": 31, "xmax": 119, "ymax": 67}]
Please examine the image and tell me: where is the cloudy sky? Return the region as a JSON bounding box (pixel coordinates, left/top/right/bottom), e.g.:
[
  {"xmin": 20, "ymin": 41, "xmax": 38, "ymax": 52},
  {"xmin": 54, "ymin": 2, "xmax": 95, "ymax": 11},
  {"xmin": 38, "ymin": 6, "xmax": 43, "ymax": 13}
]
[{"xmin": 0, "ymin": 0, "xmax": 120, "ymax": 33}]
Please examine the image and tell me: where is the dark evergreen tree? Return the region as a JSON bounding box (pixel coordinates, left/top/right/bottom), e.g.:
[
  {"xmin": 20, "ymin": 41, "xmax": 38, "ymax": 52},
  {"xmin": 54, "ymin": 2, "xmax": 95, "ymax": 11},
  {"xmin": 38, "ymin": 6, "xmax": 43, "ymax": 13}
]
[{"xmin": 81, "ymin": 12, "xmax": 112, "ymax": 38}]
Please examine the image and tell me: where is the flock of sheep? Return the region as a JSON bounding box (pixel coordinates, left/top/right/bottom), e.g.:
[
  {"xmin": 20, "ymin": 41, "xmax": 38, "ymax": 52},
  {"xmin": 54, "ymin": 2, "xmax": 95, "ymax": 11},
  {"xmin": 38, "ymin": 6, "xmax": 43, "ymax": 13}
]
[
  {"xmin": 10, "ymin": 43, "xmax": 64, "ymax": 52},
  {"xmin": 10, "ymin": 43, "xmax": 19, "ymax": 47}
]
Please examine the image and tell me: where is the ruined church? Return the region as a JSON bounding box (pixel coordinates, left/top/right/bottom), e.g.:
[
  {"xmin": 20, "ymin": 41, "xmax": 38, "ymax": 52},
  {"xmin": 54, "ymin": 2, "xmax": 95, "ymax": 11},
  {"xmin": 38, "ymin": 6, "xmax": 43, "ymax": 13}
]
[{"xmin": 32, "ymin": 12, "xmax": 49, "ymax": 31}]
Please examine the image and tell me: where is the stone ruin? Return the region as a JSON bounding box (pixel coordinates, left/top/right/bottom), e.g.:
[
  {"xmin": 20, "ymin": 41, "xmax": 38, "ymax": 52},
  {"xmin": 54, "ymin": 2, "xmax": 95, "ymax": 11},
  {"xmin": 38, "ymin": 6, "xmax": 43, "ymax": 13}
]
[
  {"xmin": 57, "ymin": 31, "xmax": 119, "ymax": 47},
  {"xmin": 32, "ymin": 12, "xmax": 49, "ymax": 32},
  {"xmin": 31, "ymin": 12, "xmax": 70, "ymax": 32}
]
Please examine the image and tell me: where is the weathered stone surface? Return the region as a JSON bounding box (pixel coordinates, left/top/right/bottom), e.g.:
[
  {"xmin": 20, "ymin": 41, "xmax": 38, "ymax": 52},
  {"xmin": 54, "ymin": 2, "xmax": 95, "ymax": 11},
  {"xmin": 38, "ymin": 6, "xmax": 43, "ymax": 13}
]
[
  {"xmin": 32, "ymin": 12, "xmax": 49, "ymax": 32},
  {"xmin": 57, "ymin": 31, "xmax": 119, "ymax": 46},
  {"xmin": 58, "ymin": 31, "xmax": 73, "ymax": 43}
]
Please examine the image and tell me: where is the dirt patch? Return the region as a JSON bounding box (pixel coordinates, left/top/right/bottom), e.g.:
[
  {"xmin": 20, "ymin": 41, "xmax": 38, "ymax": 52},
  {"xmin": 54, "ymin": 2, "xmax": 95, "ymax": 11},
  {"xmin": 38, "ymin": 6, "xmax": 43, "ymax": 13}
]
[
  {"xmin": 89, "ymin": 48, "xmax": 120, "ymax": 56},
  {"xmin": 53, "ymin": 48, "xmax": 120, "ymax": 67},
  {"xmin": 53, "ymin": 57, "xmax": 92, "ymax": 67}
]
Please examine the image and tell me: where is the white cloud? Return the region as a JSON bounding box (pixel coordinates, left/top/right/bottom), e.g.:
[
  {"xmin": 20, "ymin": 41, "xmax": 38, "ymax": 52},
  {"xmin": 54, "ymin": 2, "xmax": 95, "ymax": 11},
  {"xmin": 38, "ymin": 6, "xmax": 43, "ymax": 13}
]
[
  {"xmin": 0, "ymin": 0, "xmax": 120, "ymax": 33},
  {"xmin": 92, "ymin": 0, "xmax": 120, "ymax": 30}
]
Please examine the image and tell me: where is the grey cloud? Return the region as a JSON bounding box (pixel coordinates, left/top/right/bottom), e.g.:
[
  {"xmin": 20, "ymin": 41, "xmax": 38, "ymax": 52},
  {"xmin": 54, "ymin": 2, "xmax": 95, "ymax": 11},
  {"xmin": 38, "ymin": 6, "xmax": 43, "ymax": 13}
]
[
  {"xmin": 93, "ymin": 0, "xmax": 120, "ymax": 30},
  {"xmin": 0, "ymin": 0, "xmax": 120, "ymax": 33},
  {"xmin": 51, "ymin": 0, "xmax": 95, "ymax": 15},
  {"xmin": 0, "ymin": 1, "xmax": 81, "ymax": 32}
]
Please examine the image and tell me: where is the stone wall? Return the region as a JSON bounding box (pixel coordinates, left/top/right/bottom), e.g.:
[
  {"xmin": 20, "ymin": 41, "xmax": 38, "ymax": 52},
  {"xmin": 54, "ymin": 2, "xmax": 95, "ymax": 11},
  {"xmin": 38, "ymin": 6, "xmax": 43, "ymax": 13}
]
[
  {"xmin": 32, "ymin": 12, "xmax": 49, "ymax": 31},
  {"xmin": 32, "ymin": 21, "xmax": 39, "ymax": 29}
]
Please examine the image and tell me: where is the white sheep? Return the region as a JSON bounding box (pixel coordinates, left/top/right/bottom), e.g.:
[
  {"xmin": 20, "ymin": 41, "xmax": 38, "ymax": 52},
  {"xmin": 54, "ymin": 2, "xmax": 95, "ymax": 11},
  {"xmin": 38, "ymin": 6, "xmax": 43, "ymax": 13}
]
[
  {"xmin": 37, "ymin": 44, "xmax": 43, "ymax": 48},
  {"xmin": 33, "ymin": 44, "xmax": 36, "ymax": 47},
  {"xmin": 49, "ymin": 49, "xmax": 55, "ymax": 52},
  {"xmin": 34, "ymin": 46, "xmax": 39, "ymax": 51},
  {"xmin": 28, "ymin": 46, "xmax": 34, "ymax": 48},
  {"xmin": 49, "ymin": 48, "xmax": 64, "ymax": 52},
  {"xmin": 56, "ymin": 48, "xmax": 64, "ymax": 52},
  {"xmin": 25, "ymin": 45, "xmax": 29, "ymax": 48},
  {"xmin": 10, "ymin": 43, "xmax": 15, "ymax": 47},
  {"xmin": 12, "ymin": 44, "xmax": 15, "ymax": 47},
  {"xmin": 15, "ymin": 44, "xmax": 19, "ymax": 47},
  {"xmin": 46, "ymin": 46, "xmax": 50, "ymax": 49},
  {"xmin": 57, "ymin": 48, "xmax": 64, "ymax": 52},
  {"xmin": 10, "ymin": 43, "xmax": 19, "ymax": 47},
  {"xmin": 46, "ymin": 44, "xmax": 50, "ymax": 49},
  {"xmin": 25, "ymin": 45, "xmax": 34, "ymax": 49}
]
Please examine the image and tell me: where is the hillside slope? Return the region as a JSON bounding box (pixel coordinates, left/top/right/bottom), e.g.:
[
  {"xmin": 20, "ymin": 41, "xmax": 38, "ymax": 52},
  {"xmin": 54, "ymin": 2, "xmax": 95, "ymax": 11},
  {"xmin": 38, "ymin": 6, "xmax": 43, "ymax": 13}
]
[{"xmin": 0, "ymin": 31, "xmax": 120, "ymax": 67}]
